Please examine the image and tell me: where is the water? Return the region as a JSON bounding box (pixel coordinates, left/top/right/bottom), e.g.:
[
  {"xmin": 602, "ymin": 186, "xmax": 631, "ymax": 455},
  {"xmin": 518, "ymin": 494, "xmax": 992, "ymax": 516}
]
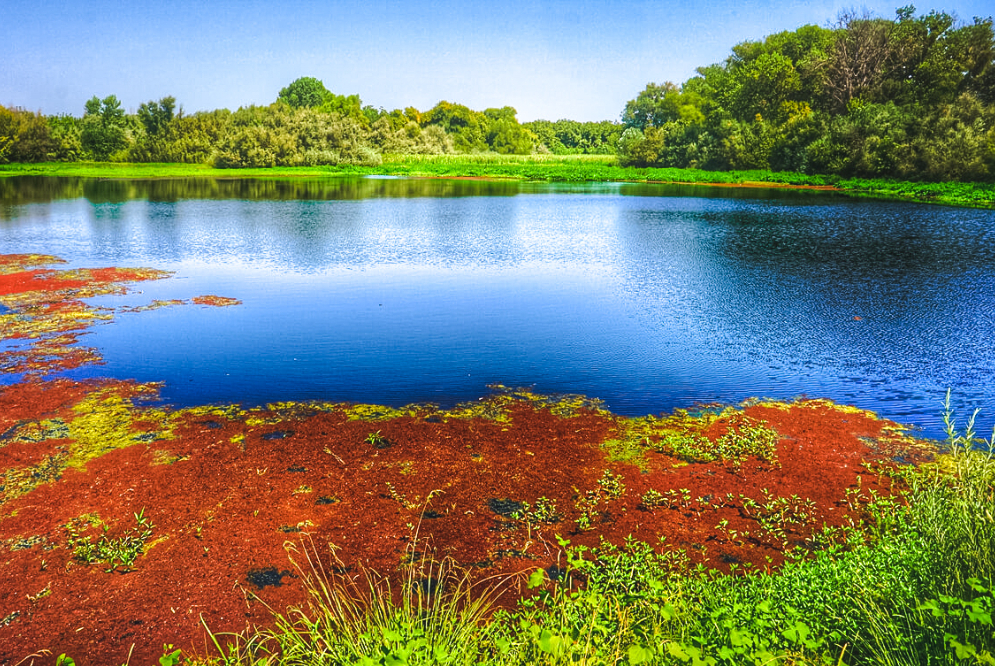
[{"xmin": 2, "ymin": 176, "xmax": 994, "ymax": 438}]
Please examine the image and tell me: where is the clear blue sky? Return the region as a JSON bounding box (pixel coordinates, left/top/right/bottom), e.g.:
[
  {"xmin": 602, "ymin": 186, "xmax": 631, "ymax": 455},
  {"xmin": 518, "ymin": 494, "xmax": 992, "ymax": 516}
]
[{"xmin": 3, "ymin": 0, "xmax": 993, "ymax": 122}]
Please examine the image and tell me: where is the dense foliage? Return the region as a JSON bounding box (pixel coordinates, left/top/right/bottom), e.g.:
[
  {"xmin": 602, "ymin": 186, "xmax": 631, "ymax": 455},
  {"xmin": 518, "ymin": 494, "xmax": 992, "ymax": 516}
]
[
  {"xmin": 618, "ymin": 6, "xmax": 995, "ymax": 181},
  {"xmin": 0, "ymin": 76, "xmax": 608, "ymax": 168}
]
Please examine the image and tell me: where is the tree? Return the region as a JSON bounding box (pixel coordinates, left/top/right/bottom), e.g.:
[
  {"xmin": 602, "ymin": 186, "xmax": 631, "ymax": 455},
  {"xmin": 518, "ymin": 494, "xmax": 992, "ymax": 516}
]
[
  {"xmin": 421, "ymin": 101, "xmax": 488, "ymax": 152},
  {"xmin": 7, "ymin": 108, "xmax": 59, "ymax": 162},
  {"xmin": 277, "ymin": 77, "xmax": 330, "ymax": 108},
  {"xmin": 481, "ymin": 107, "xmax": 534, "ymax": 154},
  {"xmin": 484, "ymin": 106, "xmax": 518, "ymax": 123},
  {"xmin": 137, "ymin": 96, "xmax": 176, "ymax": 137},
  {"xmin": 0, "ymin": 106, "xmax": 16, "ymax": 162},
  {"xmin": 819, "ymin": 11, "xmax": 894, "ymax": 112},
  {"xmin": 622, "ymin": 82, "xmax": 681, "ymax": 129},
  {"xmin": 486, "ymin": 119, "xmax": 534, "ymax": 154},
  {"xmin": 81, "ymin": 95, "xmax": 128, "ymax": 160},
  {"xmin": 732, "ymin": 52, "xmax": 801, "ymax": 122}
]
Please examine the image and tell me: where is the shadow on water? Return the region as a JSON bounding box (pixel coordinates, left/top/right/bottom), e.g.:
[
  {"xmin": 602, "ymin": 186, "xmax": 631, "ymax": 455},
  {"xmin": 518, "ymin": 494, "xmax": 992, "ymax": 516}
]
[
  {"xmin": 0, "ymin": 175, "xmax": 836, "ymax": 218},
  {"xmin": 0, "ymin": 176, "xmax": 527, "ymax": 213}
]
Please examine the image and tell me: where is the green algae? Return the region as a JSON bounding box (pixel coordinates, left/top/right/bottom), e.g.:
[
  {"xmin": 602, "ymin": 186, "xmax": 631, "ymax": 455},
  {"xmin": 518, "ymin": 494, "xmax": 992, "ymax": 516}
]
[
  {"xmin": 4, "ymin": 418, "xmax": 70, "ymax": 444},
  {"xmin": 65, "ymin": 386, "xmax": 166, "ymax": 470},
  {"xmin": 0, "ymin": 453, "xmax": 69, "ymax": 506},
  {"xmin": 600, "ymin": 404, "xmax": 783, "ymax": 470},
  {"xmin": 344, "ymin": 403, "xmax": 433, "ymax": 422}
]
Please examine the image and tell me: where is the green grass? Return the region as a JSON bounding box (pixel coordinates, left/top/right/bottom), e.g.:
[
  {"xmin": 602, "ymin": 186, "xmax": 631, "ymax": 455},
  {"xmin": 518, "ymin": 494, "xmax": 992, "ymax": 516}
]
[{"xmin": 3, "ymin": 157, "xmax": 993, "ymax": 208}]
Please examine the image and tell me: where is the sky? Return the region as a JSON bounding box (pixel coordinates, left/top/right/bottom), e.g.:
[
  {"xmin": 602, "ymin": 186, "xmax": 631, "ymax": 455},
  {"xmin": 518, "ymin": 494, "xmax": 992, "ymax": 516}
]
[{"xmin": 3, "ymin": 0, "xmax": 994, "ymax": 123}]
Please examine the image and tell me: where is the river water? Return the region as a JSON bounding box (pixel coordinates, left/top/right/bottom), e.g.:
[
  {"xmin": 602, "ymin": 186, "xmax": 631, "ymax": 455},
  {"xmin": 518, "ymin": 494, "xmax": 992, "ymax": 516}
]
[{"xmin": 2, "ymin": 176, "xmax": 994, "ymax": 438}]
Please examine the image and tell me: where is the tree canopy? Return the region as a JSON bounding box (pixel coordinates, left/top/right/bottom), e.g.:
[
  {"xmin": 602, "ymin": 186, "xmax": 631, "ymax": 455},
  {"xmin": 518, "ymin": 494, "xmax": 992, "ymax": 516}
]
[
  {"xmin": 277, "ymin": 77, "xmax": 331, "ymax": 108},
  {"xmin": 617, "ymin": 5, "xmax": 995, "ymax": 181}
]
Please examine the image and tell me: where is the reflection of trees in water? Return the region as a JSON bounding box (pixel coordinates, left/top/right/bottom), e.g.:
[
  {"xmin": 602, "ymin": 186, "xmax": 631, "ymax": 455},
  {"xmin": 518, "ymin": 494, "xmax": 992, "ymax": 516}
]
[
  {"xmin": 0, "ymin": 176, "xmax": 525, "ymax": 213},
  {"xmin": 616, "ymin": 182, "xmax": 836, "ymax": 202},
  {"xmin": 711, "ymin": 203, "xmax": 995, "ymax": 280},
  {"xmin": 0, "ymin": 177, "xmax": 86, "ymax": 216}
]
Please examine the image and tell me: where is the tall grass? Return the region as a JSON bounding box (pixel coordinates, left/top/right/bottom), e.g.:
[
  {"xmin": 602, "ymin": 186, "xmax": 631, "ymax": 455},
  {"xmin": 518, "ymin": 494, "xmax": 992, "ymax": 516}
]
[{"xmin": 274, "ymin": 542, "xmax": 506, "ymax": 664}]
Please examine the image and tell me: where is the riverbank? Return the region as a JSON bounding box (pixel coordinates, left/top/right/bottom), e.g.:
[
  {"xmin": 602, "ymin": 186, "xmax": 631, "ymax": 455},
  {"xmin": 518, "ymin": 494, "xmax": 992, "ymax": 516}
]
[
  {"xmin": 2, "ymin": 156, "xmax": 993, "ymax": 208},
  {"xmin": 2, "ymin": 253, "xmax": 993, "ymax": 665}
]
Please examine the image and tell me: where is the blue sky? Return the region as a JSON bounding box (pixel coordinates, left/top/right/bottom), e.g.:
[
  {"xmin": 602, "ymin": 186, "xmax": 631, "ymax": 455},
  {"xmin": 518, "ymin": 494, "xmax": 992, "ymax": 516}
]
[{"xmin": 4, "ymin": 0, "xmax": 994, "ymax": 122}]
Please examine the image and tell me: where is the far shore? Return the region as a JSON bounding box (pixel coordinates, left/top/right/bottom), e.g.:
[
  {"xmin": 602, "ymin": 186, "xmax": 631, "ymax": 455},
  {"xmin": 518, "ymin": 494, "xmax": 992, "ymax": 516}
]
[{"xmin": 1, "ymin": 157, "xmax": 993, "ymax": 208}]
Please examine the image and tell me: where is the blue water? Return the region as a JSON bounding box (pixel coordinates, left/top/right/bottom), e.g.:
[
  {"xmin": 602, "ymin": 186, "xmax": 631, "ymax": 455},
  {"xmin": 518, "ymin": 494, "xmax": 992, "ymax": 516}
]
[{"xmin": 2, "ymin": 176, "xmax": 994, "ymax": 438}]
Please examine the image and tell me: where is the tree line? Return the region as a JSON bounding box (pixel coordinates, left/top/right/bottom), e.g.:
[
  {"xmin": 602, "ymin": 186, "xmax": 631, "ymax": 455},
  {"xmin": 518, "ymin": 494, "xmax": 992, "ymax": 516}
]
[
  {"xmin": 0, "ymin": 75, "xmax": 620, "ymax": 169},
  {"xmin": 618, "ymin": 6, "xmax": 995, "ymax": 181},
  {"xmin": 2, "ymin": 6, "xmax": 993, "ymax": 181}
]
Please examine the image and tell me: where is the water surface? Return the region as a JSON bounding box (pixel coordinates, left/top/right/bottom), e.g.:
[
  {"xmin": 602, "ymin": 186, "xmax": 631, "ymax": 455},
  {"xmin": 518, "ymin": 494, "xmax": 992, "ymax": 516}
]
[{"xmin": 3, "ymin": 176, "xmax": 994, "ymax": 438}]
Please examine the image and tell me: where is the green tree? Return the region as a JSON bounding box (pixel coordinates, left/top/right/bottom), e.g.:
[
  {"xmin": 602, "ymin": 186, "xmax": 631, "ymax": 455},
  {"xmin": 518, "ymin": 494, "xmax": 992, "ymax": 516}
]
[
  {"xmin": 732, "ymin": 52, "xmax": 802, "ymax": 122},
  {"xmin": 80, "ymin": 95, "xmax": 128, "ymax": 160},
  {"xmin": 137, "ymin": 96, "xmax": 176, "ymax": 137},
  {"xmin": 7, "ymin": 108, "xmax": 59, "ymax": 162},
  {"xmin": 317, "ymin": 93, "xmax": 364, "ymax": 122},
  {"xmin": 482, "ymin": 107, "xmax": 534, "ymax": 154},
  {"xmin": 622, "ymin": 82, "xmax": 682, "ymax": 129},
  {"xmin": 47, "ymin": 114, "xmax": 84, "ymax": 161},
  {"xmin": 486, "ymin": 119, "xmax": 534, "ymax": 154},
  {"xmin": 421, "ymin": 101, "xmax": 488, "ymax": 152},
  {"xmin": 277, "ymin": 76, "xmax": 331, "ymax": 108},
  {"xmin": 819, "ymin": 11, "xmax": 894, "ymax": 112},
  {"xmin": 0, "ymin": 106, "xmax": 17, "ymax": 162}
]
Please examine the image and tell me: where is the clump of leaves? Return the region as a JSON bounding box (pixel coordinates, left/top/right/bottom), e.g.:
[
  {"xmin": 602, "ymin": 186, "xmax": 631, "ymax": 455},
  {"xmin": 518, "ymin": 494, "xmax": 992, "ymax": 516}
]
[
  {"xmin": 714, "ymin": 415, "xmax": 781, "ymax": 469},
  {"xmin": 66, "ymin": 509, "xmax": 154, "ymax": 573},
  {"xmin": 574, "ymin": 470, "xmax": 627, "ymax": 531},
  {"xmin": 512, "ymin": 497, "xmax": 563, "ymax": 525},
  {"xmin": 740, "ymin": 489, "xmax": 817, "ymax": 548},
  {"xmin": 365, "ymin": 430, "xmax": 392, "ymax": 449},
  {"xmin": 919, "ymin": 578, "xmax": 995, "ymax": 664}
]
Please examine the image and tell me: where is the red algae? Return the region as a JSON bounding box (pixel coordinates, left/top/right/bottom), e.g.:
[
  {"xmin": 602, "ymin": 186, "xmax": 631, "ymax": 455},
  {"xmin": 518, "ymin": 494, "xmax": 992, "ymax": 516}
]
[
  {"xmin": 0, "ymin": 254, "xmax": 937, "ymax": 665},
  {"xmin": 191, "ymin": 295, "xmax": 243, "ymax": 307}
]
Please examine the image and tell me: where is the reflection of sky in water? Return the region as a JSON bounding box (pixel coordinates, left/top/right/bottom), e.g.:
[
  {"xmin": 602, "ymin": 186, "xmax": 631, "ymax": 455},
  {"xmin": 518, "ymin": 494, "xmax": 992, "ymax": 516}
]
[{"xmin": 2, "ymin": 177, "xmax": 995, "ymax": 438}]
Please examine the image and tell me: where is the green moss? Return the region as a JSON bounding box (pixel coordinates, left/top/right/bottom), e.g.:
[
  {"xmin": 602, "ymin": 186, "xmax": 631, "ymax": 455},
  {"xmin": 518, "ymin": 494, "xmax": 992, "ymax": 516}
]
[
  {"xmin": 0, "ymin": 453, "xmax": 68, "ymax": 506},
  {"xmin": 66, "ymin": 390, "xmax": 147, "ymax": 469},
  {"xmin": 344, "ymin": 403, "xmax": 431, "ymax": 422}
]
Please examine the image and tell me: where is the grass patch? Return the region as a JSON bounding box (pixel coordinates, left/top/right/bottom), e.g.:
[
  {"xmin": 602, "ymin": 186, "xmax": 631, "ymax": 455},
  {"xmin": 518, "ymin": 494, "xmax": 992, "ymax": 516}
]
[{"xmin": 65, "ymin": 509, "xmax": 155, "ymax": 573}]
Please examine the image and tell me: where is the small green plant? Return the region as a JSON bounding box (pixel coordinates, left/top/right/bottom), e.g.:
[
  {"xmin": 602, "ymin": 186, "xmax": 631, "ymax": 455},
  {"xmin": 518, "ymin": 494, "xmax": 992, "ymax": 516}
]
[
  {"xmin": 512, "ymin": 497, "xmax": 562, "ymax": 526},
  {"xmin": 365, "ymin": 430, "xmax": 391, "ymax": 449},
  {"xmin": 739, "ymin": 490, "xmax": 816, "ymax": 548},
  {"xmin": 919, "ymin": 578, "xmax": 995, "ymax": 664},
  {"xmin": 383, "ymin": 481, "xmax": 409, "ymax": 507},
  {"xmin": 640, "ymin": 489, "xmax": 666, "ymax": 510},
  {"xmin": 573, "ymin": 470, "xmax": 627, "ymax": 531},
  {"xmin": 574, "ymin": 490, "xmax": 601, "ymax": 531},
  {"xmin": 158, "ymin": 645, "xmax": 184, "ymax": 666},
  {"xmin": 66, "ymin": 508, "xmax": 154, "ymax": 573},
  {"xmin": 714, "ymin": 416, "xmax": 781, "ymax": 469},
  {"xmin": 597, "ymin": 470, "xmax": 626, "ymax": 499}
]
